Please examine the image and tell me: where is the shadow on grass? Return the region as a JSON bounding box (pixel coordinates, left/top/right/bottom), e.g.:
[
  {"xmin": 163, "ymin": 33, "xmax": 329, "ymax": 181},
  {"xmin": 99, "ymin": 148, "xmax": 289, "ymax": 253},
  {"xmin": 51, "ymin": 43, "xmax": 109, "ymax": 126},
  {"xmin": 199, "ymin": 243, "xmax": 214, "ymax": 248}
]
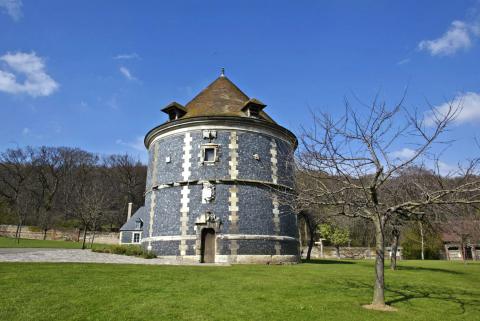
[
  {"xmin": 343, "ymin": 280, "xmax": 480, "ymax": 315},
  {"xmin": 394, "ymin": 265, "xmax": 464, "ymax": 275},
  {"xmin": 385, "ymin": 284, "xmax": 480, "ymax": 314},
  {"xmin": 301, "ymin": 259, "xmax": 355, "ymax": 265}
]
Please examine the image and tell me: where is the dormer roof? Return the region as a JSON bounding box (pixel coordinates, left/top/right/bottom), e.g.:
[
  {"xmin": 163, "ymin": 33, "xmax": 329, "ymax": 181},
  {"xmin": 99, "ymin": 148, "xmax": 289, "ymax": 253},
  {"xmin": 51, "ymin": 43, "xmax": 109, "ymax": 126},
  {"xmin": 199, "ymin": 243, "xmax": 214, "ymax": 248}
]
[
  {"xmin": 161, "ymin": 101, "xmax": 187, "ymax": 120},
  {"xmin": 241, "ymin": 98, "xmax": 267, "ymax": 111}
]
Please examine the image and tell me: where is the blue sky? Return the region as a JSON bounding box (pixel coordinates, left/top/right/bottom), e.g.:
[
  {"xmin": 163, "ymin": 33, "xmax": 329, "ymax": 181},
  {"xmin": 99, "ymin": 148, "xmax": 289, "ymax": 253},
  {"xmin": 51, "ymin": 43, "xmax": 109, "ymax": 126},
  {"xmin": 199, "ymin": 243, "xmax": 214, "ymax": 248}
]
[{"xmin": 0, "ymin": 1, "xmax": 479, "ymax": 170}]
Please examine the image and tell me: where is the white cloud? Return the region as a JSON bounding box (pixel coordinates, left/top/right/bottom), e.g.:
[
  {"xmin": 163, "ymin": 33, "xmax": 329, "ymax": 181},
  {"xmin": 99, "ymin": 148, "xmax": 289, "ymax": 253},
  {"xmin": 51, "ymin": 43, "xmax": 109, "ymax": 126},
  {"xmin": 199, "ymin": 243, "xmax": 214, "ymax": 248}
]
[
  {"xmin": 116, "ymin": 136, "xmax": 145, "ymax": 151},
  {"xmin": 437, "ymin": 161, "xmax": 457, "ymax": 176},
  {"xmin": 396, "ymin": 58, "xmax": 410, "ymax": 65},
  {"xmin": 418, "ymin": 21, "xmax": 473, "ymax": 56},
  {"xmin": 425, "ymin": 92, "xmax": 480, "ymax": 126},
  {"xmin": 21, "ymin": 127, "xmax": 30, "ymax": 136},
  {"xmin": 0, "ymin": 0, "xmax": 22, "ymax": 21},
  {"xmin": 390, "ymin": 148, "xmax": 416, "ymax": 160},
  {"xmin": 103, "ymin": 94, "xmax": 119, "ymax": 110},
  {"xmin": 388, "ymin": 151, "xmax": 458, "ymax": 176},
  {"xmin": 113, "ymin": 53, "xmax": 140, "ymax": 60},
  {"xmin": 119, "ymin": 66, "xmax": 136, "ymax": 81},
  {"xmin": 0, "ymin": 52, "xmax": 59, "ymax": 97}
]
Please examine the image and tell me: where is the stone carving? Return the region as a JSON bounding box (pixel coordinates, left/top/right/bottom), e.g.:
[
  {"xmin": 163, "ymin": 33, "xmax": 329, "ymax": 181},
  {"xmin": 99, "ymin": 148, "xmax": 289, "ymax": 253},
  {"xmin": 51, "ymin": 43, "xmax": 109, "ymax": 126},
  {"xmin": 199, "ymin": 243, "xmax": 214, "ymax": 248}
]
[
  {"xmin": 195, "ymin": 212, "xmax": 222, "ymax": 230},
  {"xmin": 202, "ymin": 181, "xmax": 215, "ymax": 203},
  {"xmin": 202, "ymin": 130, "xmax": 217, "ymax": 140}
]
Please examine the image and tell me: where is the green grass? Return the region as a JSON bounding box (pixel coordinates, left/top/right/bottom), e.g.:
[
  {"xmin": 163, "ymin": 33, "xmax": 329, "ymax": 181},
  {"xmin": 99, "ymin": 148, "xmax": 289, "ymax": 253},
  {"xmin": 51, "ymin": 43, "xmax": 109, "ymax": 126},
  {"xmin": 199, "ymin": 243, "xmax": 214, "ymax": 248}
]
[
  {"xmin": 0, "ymin": 236, "xmax": 105, "ymax": 249},
  {"xmin": 0, "ymin": 260, "xmax": 478, "ymax": 321}
]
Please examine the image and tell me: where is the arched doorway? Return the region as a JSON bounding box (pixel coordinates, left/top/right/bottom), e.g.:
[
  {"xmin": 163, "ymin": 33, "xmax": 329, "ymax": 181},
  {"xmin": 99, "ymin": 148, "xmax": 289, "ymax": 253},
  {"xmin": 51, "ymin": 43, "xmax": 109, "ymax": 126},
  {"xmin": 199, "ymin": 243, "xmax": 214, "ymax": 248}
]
[{"xmin": 201, "ymin": 228, "xmax": 216, "ymax": 263}]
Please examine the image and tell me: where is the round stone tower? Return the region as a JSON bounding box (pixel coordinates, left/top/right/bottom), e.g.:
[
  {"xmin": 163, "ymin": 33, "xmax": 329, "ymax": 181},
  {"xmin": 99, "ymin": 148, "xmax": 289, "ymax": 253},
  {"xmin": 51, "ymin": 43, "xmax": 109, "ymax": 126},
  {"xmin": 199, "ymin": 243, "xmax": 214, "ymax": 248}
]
[{"xmin": 136, "ymin": 73, "xmax": 298, "ymax": 264}]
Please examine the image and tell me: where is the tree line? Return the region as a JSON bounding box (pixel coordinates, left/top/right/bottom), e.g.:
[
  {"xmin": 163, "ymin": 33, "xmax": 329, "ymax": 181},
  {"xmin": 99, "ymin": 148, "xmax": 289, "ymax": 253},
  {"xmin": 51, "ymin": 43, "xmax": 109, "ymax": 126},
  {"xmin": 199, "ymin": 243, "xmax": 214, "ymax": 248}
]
[{"xmin": 0, "ymin": 146, "xmax": 146, "ymax": 245}]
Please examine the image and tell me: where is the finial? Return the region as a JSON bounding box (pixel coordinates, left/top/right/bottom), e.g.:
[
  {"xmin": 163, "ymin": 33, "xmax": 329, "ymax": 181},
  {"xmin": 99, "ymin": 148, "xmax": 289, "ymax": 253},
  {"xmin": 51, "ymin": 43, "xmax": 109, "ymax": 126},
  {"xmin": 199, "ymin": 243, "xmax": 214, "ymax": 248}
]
[{"xmin": 220, "ymin": 67, "xmax": 225, "ymax": 77}]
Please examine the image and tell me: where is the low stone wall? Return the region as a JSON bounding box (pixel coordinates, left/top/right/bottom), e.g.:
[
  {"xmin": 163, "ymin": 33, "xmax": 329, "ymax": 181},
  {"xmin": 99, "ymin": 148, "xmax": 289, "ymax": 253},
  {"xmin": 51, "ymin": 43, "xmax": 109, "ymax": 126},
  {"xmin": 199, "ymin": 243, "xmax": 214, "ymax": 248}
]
[
  {"xmin": 300, "ymin": 245, "xmax": 402, "ymax": 260},
  {"xmin": 0, "ymin": 225, "xmax": 119, "ymax": 244},
  {"xmin": 301, "ymin": 246, "xmax": 374, "ymax": 259}
]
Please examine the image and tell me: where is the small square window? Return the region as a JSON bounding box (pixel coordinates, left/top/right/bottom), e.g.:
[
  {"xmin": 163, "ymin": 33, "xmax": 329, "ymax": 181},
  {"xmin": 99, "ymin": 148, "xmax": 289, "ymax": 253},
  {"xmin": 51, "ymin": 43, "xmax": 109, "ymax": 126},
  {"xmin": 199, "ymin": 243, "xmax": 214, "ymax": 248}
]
[
  {"xmin": 133, "ymin": 233, "xmax": 141, "ymax": 243},
  {"xmin": 204, "ymin": 148, "xmax": 215, "ymax": 162},
  {"xmin": 201, "ymin": 144, "xmax": 218, "ymax": 164}
]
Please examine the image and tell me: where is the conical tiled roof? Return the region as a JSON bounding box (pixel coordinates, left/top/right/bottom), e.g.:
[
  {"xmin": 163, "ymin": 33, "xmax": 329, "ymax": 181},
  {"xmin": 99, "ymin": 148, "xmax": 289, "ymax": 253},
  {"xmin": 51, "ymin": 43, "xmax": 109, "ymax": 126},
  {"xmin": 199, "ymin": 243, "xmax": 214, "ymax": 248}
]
[{"xmin": 181, "ymin": 75, "xmax": 275, "ymax": 123}]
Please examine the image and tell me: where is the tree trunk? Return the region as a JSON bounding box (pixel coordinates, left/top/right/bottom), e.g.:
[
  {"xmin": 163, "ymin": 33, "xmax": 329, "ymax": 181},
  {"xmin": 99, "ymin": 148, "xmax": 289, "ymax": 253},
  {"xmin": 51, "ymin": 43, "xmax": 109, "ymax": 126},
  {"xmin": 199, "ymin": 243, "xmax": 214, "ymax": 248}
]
[
  {"xmin": 390, "ymin": 228, "xmax": 400, "ymax": 271},
  {"xmin": 90, "ymin": 221, "xmax": 97, "ymax": 247},
  {"xmin": 77, "ymin": 228, "xmax": 81, "ymax": 242},
  {"xmin": 372, "ymin": 217, "xmax": 386, "ymax": 307},
  {"xmin": 81, "ymin": 226, "xmax": 88, "ymax": 250},
  {"xmin": 306, "ymin": 234, "xmax": 315, "ymax": 260},
  {"xmin": 43, "ymin": 228, "xmax": 48, "ymax": 240},
  {"xmin": 335, "ymin": 245, "xmax": 340, "ymax": 259},
  {"xmin": 15, "ymin": 223, "xmax": 21, "ymax": 243},
  {"xmin": 17, "ymin": 225, "xmax": 22, "ymax": 243},
  {"xmin": 419, "ymin": 221, "xmax": 425, "ymax": 260}
]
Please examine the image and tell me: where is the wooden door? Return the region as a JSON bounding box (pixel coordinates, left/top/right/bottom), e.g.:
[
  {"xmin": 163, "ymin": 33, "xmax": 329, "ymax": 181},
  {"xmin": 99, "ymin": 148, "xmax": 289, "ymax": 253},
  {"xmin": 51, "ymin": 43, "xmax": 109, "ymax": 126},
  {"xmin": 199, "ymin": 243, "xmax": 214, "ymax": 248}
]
[{"xmin": 201, "ymin": 228, "xmax": 215, "ymax": 263}]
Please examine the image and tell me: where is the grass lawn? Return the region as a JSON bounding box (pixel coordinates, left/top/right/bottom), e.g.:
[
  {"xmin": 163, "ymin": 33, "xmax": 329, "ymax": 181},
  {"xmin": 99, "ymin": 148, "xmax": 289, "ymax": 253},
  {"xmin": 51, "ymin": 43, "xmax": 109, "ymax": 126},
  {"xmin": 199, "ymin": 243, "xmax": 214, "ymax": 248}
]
[
  {"xmin": 0, "ymin": 260, "xmax": 478, "ymax": 321},
  {"xmin": 0, "ymin": 236, "xmax": 106, "ymax": 249}
]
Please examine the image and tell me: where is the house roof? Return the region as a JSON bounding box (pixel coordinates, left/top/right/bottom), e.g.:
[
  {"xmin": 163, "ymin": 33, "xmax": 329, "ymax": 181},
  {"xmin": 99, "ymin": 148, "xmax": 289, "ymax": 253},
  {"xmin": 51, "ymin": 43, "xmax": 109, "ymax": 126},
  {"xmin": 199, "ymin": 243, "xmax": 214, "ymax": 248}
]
[
  {"xmin": 120, "ymin": 206, "xmax": 146, "ymax": 231},
  {"xmin": 178, "ymin": 75, "xmax": 275, "ymax": 123}
]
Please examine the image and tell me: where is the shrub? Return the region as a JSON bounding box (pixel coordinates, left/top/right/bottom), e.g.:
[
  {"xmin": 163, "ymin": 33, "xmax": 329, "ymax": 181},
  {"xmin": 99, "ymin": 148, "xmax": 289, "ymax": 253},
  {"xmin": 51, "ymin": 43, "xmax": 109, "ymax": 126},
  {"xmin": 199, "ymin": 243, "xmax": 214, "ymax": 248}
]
[
  {"xmin": 91, "ymin": 244, "xmax": 156, "ymax": 259},
  {"xmin": 142, "ymin": 252, "xmax": 157, "ymax": 259},
  {"xmin": 110, "ymin": 245, "xmax": 128, "ymax": 255}
]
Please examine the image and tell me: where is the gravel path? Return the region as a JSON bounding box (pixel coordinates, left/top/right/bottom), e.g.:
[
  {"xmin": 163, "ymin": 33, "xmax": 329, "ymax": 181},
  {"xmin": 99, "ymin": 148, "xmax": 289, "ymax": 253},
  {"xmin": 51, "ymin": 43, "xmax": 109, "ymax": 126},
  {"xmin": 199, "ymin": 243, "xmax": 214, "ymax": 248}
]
[{"xmin": 0, "ymin": 248, "xmax": 228, "ymax": 266}]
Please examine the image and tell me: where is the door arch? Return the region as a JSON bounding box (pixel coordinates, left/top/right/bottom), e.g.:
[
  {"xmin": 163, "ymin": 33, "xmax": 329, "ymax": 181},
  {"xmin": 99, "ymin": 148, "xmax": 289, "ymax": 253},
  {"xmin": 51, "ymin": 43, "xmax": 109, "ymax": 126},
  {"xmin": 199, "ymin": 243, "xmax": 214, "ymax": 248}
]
[{"xmin": 201, "ymin": 228, "xmax": 216, "ymax": 263}]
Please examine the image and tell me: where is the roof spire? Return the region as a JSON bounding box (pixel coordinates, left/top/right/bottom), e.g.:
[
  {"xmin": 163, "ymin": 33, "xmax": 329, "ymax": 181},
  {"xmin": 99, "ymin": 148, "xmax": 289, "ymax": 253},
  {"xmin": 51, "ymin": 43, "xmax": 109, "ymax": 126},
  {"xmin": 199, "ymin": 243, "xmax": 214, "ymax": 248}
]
[{"xmin": 220, "ymin": 67, "xmax": 225, "ymax": 77}]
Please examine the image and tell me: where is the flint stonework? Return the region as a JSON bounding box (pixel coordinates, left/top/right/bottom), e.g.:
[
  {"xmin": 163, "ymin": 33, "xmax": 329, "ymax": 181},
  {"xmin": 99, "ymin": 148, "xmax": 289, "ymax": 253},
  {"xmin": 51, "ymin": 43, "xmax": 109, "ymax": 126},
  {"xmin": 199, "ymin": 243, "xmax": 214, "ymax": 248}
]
[{"xmin": 120, "ymin": 75, "xmax": 299, "ymax": 263}]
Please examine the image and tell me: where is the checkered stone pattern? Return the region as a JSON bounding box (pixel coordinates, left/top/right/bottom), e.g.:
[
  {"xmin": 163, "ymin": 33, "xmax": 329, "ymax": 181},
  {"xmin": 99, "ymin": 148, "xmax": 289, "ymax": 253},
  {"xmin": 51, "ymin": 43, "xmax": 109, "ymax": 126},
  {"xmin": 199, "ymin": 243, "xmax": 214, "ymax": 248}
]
[{"xmin": 136, "ymin": 127, "xmax": 298, "ymax": 261}]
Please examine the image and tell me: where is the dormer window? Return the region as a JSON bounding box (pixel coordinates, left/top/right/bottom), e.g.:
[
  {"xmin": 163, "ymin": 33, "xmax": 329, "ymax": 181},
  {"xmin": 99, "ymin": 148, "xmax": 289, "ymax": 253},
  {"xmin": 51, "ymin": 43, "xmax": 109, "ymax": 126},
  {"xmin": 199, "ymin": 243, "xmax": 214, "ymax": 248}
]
[
  {"xmin": 161, "ymin": 102, "xmax": 187, "ymax": 121},
  {"xmin": 242, "ymin": 98, "xmax": 266, "ymax": 119},
  {"xmin": 135, "ymin": 219, "xmax": 143, "ymax": 230},
  {"xmin": 248, "ymin": 108, "xmax": 260, "ymax": 118}
]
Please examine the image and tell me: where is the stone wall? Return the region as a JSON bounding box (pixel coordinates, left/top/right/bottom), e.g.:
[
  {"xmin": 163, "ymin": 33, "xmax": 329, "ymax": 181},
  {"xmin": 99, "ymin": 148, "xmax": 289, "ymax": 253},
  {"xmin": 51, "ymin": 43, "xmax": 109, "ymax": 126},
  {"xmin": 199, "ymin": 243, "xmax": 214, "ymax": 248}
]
[
  {"xmin": 140, "ymin": 125, "xmax": 299, "ymax": 263},
  {"xmin": 0, "ymin": 225, "xmax": 119, "ymax": 244},
  {"xmin": 301, "ymin": 245, "xmax": 375, "ymax": 259},
  {"xmin": 301, "ymin": 245, "xmax": 403, "ymax": 260}
]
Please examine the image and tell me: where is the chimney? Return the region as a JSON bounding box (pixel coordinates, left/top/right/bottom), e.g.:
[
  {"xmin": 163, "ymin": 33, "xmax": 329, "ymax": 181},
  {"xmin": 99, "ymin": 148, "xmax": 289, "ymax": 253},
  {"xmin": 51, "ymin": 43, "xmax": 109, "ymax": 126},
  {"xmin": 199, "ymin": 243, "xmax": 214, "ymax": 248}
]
[{"xmin": 127, "ymin": 202, "xmax": 133, "ymax": 221}]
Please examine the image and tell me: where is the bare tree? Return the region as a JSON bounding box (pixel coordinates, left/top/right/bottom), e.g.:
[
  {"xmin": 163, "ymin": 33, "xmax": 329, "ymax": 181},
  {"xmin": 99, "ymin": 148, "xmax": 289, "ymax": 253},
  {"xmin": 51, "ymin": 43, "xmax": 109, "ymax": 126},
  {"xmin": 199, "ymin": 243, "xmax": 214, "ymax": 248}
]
[
  {"xmin": 103, "ymin": 154, "xmax": 146, "ymax": 229},
  {"xmin": 0, "ymin": 148, "xmax": 34, "ymax": 242},
  {"xmin": 295, "ymin": 96, "xmax": 480, "ymax": 309},
  {"xmin": 70, "ymin": 154, "xmax": 112, "ymax": 249},
  {"xmin": 385, "ymin": 166, "xmax": 439, "ymax": 270}
]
